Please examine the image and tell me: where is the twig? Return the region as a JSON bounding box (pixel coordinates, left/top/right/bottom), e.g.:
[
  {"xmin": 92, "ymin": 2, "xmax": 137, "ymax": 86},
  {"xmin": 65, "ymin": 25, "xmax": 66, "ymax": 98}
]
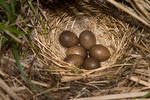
[
  {"xmin": 0, "ymin": 68, "xmax": 8, "ymax": 77},
  {"xmin": 129, "ymin": 76, "xmax": 150, "ymax": 87},
  {"xmin": 4, "ymin": 30, "xmax": 24, "ymax": 45},
  {"xmin": 11, "ymin": 86, "xmax": 26, "ymax": 92},
  {"xmin": 148, "ymin": 67, "xmax": 150, "ymax": 82},
  {"xmin": 2, "ymin": 56, "xmax": 29, "ymax": 68},
  {"xmin": 61, "ymin": 64, "xmax": 133, "ymax": 82},
  {"xmin": 131, "ymin": 99, "xmax": 150, "ymax": 100},
  {"xmin": 31, "ymin": 80, "xmax": 49, "ymax": 87},
  {"xmin": 71, "ymin": 92, "xmax": 148, "ymax": 100},
  {"xmin": 107, "ymin": 0, "xmax": 150, "ymax": 27},
  {"xmin": 0, "ymin": 78, "xmax": 22, "ymax": 100},
  {"xmin": 0, "ymin": 89, "xmax": 11, "ymax": 100},
  {"xmin": 34, "ymin": 86, "xmax": 70, "ymax": 97}
]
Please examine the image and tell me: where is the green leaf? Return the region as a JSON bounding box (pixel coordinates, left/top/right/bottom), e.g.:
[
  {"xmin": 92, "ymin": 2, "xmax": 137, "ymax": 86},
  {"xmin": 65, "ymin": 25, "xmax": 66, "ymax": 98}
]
[
  {"xmin": 0, "ymin": 14, "xmax": 7, "ymax": 22},
  {"xmin": 0, "ymin": 27, "xmax": 2, "ymax": 32},
  {"xmin": 142, "ymin": 92, "xmax": 150, "ymax": 98},
  {"xmin": 27, "ymin": 0, "xmax": 47, "ymax": 33},
  {"xmin": 0, "ymin": 0, "xmax": 15, "ymax": 23},
  {"xmin": 0, "ymin": 24, "xmax": 25, "ymax": 36},
  {"xmin": 12, "ymin": 42, "xmax": 54, "ymax": 100},
  {"xmin": 0, "ymin": 0, "xmax": 10, "ymax": 14},
  {"xmin": 23, "ymin": 47, "xmax": 29, "ymax": 59},
  {"xmin": 10, "ymin": 0, "xmax": 16, "ymax": 20},
  {"xmin": 1, "ymin": 36, "xmax": 7, "ymax": 48},
  {"xmin": 71, "ymin": 67, "xmax": 80, "ymax": 73},
  {"xmin": 20, "ymin": 0, "xmax": 23, "ymax": 6}
]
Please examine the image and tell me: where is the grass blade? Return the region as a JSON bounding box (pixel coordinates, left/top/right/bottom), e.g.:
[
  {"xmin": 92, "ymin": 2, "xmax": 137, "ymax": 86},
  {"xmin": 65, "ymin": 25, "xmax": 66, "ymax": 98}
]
[
  {"xmin": 10, "ymin": 0, "xmax": 16, "ymax": 20},
  {"xmin": 1, "ymin": 36, "xmax": 7, "ymax": 48},
  {"xmin": 0, "ymin": 24, "xmax": 25, "ymax": 36},
  {"xmin": 0, "ymin": 0, "xmax": 15, "ymax": 22},
  {"xmin": 27, "ymin": 0, "xmax": 47, "ymax": 33},
  {"xmin": 142, "ymin": 92, "xmax": 150, "ymax": 98},
  {"xmin": 12, "ymin": 43, "xmax": 53, "ymax": 100},
  {"xmin": 0, "ymin": 0, "xmax": 10, "ymax": 13}
]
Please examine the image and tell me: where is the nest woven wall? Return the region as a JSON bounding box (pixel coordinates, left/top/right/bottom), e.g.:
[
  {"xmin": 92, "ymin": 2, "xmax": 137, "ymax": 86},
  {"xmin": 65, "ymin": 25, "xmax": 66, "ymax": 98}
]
[
  {"xmin": 25, "ymin": 0, "xmax": 150, "ymax": 99},
  {"xmin": 33, "ymin": 0, "xmax": 136, "ymax": 82}
]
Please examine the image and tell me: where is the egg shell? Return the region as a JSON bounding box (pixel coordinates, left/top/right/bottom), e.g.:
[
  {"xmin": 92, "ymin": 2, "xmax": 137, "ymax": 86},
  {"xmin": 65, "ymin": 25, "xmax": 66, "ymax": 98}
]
[
  {"xmin": 59, "ymin": 31, "xmax": 79, "ymax": 47},
  {"xmin": 64, "ymin": 54, "xmax": 84, "ymax": 68},
  {"xmin": 89, "ymin": 44, "xmax": 110, "ymax": 62},
  {"xmin": 66, "ymin": 45, "xmax": 87, "ymax": 58},
  {"xmin": 83, "ymin": 57, "xmax": 100, "ymax": 70},
  {"xmin": 79, "ymin": 30, "xmax": 96, "ymax": 49}
]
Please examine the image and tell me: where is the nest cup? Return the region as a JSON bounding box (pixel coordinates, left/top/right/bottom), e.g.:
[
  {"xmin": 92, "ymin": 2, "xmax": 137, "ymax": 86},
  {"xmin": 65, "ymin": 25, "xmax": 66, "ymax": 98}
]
[{"xmin": 35, "ymin": 2, "xmax": 136, "ymax": 83}]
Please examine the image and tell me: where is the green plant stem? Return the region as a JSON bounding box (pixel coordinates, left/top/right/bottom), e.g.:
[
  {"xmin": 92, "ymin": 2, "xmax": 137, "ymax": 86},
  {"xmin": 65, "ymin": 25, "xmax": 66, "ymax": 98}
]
[
  {"xmin": 12, "ymin": 43, "xmax": 53, "ymax": 100},
  {"xmin": 27, "ymin": 0, "xmax": 47, "ymax": 34},
  {"xmin": 0, "ymin": 0, "xmax": 15, "ymax": 23},
  {"xmin": 142, "ymin": 92, "xmax": 150, "ymax": 98}
]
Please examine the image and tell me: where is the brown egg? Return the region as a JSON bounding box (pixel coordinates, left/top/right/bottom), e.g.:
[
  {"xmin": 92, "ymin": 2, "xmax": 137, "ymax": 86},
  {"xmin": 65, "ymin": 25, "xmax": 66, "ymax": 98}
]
[
  {"xmin": 79, "ymin": 30, "xmax": 96, "ymax": 49},
  {"xmin": 83, "ymin": 57, "xmax": 100, "ymax": 70},
  {"xmin": 64, "ymin": 54, "xmax": 84, "ymax": 68},
  {"xmin": 89, "ymin": 45, "xmax": 110, "ymax": 62},
  {"xmin": 59, "ymin": 31, "xmax": 79, "ymax": 47},
  {"xmin": 66, "ymin": 45, "xmax": 87, "ymax": 58}
]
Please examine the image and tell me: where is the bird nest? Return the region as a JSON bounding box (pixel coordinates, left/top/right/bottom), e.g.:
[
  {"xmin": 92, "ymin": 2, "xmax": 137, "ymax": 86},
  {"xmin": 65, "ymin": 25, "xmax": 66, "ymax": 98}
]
[
  {"xmin": 35, "ymin": 13, "xmax": 136, "ymax": 82},
  {"xmin": 22, "ymin": 0, "xmax": 150, "ymax": 99},
  {"xmin": 33, "ymin": 0, "xmax": 137, "ymax": 82}
]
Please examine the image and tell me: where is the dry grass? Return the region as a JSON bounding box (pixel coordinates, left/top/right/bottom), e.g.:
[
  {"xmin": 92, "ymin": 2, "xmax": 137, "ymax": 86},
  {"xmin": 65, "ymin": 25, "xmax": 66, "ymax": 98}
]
[
  {"xmin": 0, "ymin": 0, "xmax": 150, "ymax": 100},
  {"xmin": 34, "ymin": 9, "xmax": 134, "ymax": 82},
  {"xmin": 107, "ymin": 0, "xmax": 150, "ymax": 27}
]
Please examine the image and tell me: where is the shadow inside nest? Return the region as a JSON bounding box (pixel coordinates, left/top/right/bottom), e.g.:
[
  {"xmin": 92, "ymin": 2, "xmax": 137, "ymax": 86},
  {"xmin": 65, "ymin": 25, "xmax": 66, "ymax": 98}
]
[
  {"xmin": 39, "ymin": 0, "xmax": 119, "ymax": 17},
  {"xmin": 39, "ymin": 0, "xmax": 143, "ymax": 28}
]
